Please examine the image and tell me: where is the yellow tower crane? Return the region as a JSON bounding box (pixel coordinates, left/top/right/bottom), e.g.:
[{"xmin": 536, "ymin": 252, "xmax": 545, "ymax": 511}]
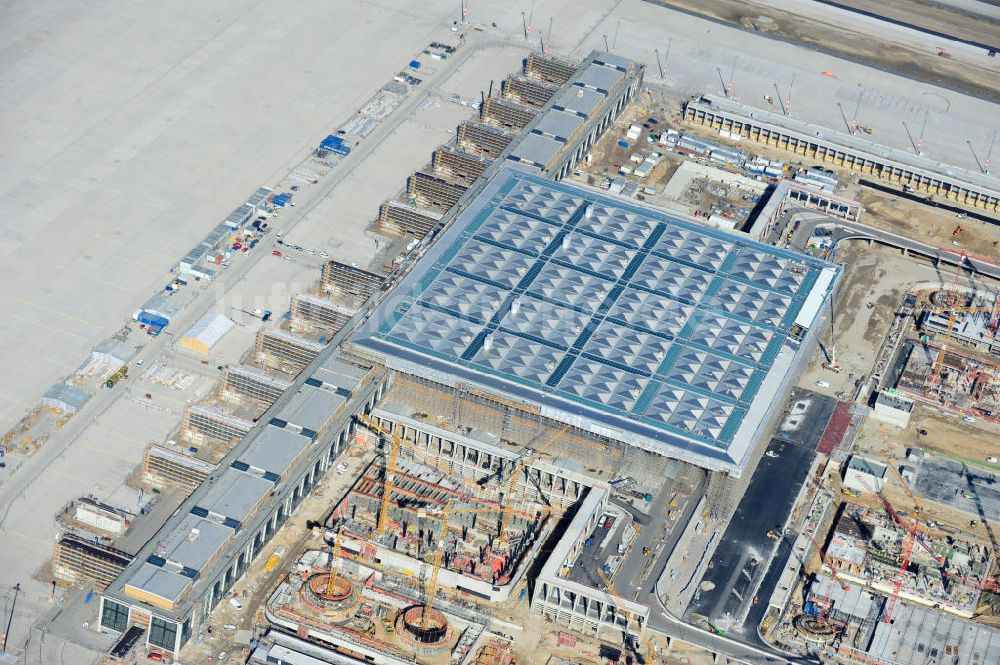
[
  {"xmin": 327, "ymin": 527, "xmax": 344, "ymax": 596},
  {"xmin": 497, "ymin": 424, "xmax": 571, "ymax": 548},
  {"xmin": 357, "ymin": 415, "xmax": 505, "ymax": 535}
]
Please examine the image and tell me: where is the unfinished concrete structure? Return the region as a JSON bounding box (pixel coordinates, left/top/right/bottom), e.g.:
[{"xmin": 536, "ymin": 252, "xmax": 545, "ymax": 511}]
[
  {"xmin": 457, "ymin": 121, "xmax": 514, "ymax": 157},
  {"xmin": 407, "ymin": 171, "xmax": 468, "ymax": 210},
  {"xmin": 432, "ymin": 146, "xmax": 491, "ymax": 184},
  {"xmin": 141, "ymin": 445, "xmax": 217, "ymax": 492},
  {"xmin": 481, "ymin": 97, "xmax": 536, "ymax": 131},
  {"xmin": 54, "ymin": 534, "xmax": 132, "ymax": 591},
  {"xmin": 254, "ymin": 328, "xmax": 326, "ymax": 373},
  {"xmin": 221, "ymin": 365, "xmax": 291, "ymax": 407},
  {"xmin": 181, "ymin": 404, "xmax": 254, "ymax": 446},
  {"xmin": 684, "ymin": 94, "xmax": 1000, "ymax": 211},
  {"xmin": 502, "ymin": 74, "xmax": 559, "ymax": 108},
  {"xmin": 290, "ymin": 293, "xmax": 356, "ymax": 336},
  {"xmin": 376, "ymin": 200, "xmax": 443, "ymax": 239},
  {"xmin": 320, "ymin": 260, "xmax": 385, "ymax": 300}
]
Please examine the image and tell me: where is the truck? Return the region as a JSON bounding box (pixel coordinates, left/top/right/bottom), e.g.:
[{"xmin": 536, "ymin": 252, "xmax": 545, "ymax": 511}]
[
  {"xmin": 105, "ymin": 365, "xmax": 128, "ymax": 389},
  {"xmin": 264, "ymin": 545, "xmax": 286, "ymax": 572}
]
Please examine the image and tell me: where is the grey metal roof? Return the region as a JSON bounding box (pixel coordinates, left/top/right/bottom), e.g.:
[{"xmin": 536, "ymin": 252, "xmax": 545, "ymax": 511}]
[
  {"xmin": 141, "ymin": 292, "xmax": 185, "ymax": 320},
  {"xmin": 237, "ymin": 425, "xmax": 311, "ymax": 479},
  {"xmin": 41, "ymin": 383, "xmax": 91, "ymax": 411},
  {"xmin": 865, "ymin": 601, "xmax": 1000, "ymax": 665},
  {"xmin": 506, "ymin": 133, "xmax": 562, "ymax": 168},
  {"xmin": 593, "ymin": 53, "xmax": 634, "ymax": 71},
  {"xmin": 576, "ymin": 62, "xmax": 625, "ymax": 92},
  {"xmin": 312, "ymin": 355, "xmax": 368, "ymax": 389},
  {"xmin": 124, "ymin": 563, "xmax": 190, "ymax": 605},
  {"xmin": 246, "ymin": 187, "xmax": 272, "ymax": 209},
  {"xmin": 277, "ymin": 385, "xmax": 346, "ymax": 433},
  {"xmin": 157, "ymin": 515, "xmax": 232, "ymax": 573},
  {"xmin": 552, "ymin": 85, "xmax": 605, "ymax": 116},
  {"xmin": 533, "ymin": 110, "xmax": 584, "ymax": 141},
  {"xmin": 92, "ymin": 339, "xmax": 135, "ymax": 364},
  {"xmin": 350, "ymin": 168, "xmax": 838, "ymax": 474},
  {"xmin": 195, "ymin": 468, "xmax": 273, "ymax": 524}
]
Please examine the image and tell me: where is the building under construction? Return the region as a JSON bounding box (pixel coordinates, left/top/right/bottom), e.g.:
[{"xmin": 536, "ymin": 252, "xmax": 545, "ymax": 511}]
[
  {"xmin": 320, "ymin": 260, "xmax": 385, "ymax": 300},
  {"xmin": 290, "ymin": 292, "xmax": 356, "ymax": 336},
  {"xmin": 822, "ymin": 503, "xmax": 989, "ymax": 618},
  {"xmin": 54, "ymin": 533, "xmax": 132, "ymax": 591},
  {"xmin": 480, "ymin": 97, "xmax": 536, "ymax": 131},
  {"xmin": 432, "ymin": 146, "xmax": 490, "ymax": 185},
  {"xmin": 255, "ymin": 328, "xmax": 327, "ymax": 373},
  {"xmin": 894, "ymin": 339, "xmax": 1000, "ymax": 422},
  {"xmin": 140, "ymin": 444, "xmax": 216, "ymax": 492},
  {"xmin": 264, "ymin": 547, "xmax": 489, "ymax": 665},
  {"xmin": 349, "ymin": 167, "xmax": 839, "ymax": 516},
  {"xmin": 376, "ymin": 200, "xmax": 443, "ymax": 239},
  {"xmin": 457, "ymin": 121, "xmax": 514, "ymax": 157},
  {"xmin": 181, "ymin": 404, "xmax": 254, "ymax": 446},
  {"xmin": 221, "ymin": 364, "xmax": 291, "ymax": 407},
  {"xmin": 407, "ymin": 171, "xmax": 468, "ymax": 211}
]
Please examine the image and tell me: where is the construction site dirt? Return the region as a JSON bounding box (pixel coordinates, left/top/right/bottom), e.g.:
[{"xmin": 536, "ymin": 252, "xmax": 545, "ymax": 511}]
[
  {"xmin": 861, "ymin": 189, "xmax": 1000, "ymax": 259},
  {"xmin": 648, "ymin": 0, "xmax": 1000, "ymax": 102}
]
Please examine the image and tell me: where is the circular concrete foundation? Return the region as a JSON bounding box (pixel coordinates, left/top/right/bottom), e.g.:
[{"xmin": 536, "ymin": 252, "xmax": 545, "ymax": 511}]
[
  {"xmin": 299, "ymin": 572, "xmax": 359, "ymax": 620},
  {"xmin": 396, "ymin": 606, "xmax": 451, "ymax": 655}
]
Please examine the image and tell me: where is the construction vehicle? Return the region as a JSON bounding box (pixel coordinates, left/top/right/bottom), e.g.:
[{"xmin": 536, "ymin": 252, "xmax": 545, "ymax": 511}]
[{"xmin": 105, "ymin": 364, "xmax": 128, "ymax": 389}]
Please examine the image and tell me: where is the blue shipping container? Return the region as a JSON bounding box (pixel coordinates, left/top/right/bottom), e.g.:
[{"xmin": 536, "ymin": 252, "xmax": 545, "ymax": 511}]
[
  {"xmin": 409, "ymin": 59, "xmax": 421, "ymax": 69},
  {"xmin": 272, "ymin": 193, "xmax": 292, "ymax": 207}
]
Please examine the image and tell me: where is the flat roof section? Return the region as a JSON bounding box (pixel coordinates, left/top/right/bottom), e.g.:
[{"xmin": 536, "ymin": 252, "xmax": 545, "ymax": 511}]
[
  {"xmin": 157, "ymin": 515, "xmax": 232, "ymax": 573},
  {"xmin": 237, "ymin": 425, "xmax": 311, "ymax": 479},
  {"xmin": 277, "ymin": 384, "xmax": 346, "ymax": 433},
  {"xmin": 534, "ymin": 109, "xmax": 585, "ymax": 140},
  {"xmin": 196, "ymin": 468, "xmax": 273, "ymax": 525},
  {"xmin": 576, "ymin": 62, "xmax": 625, "ymax": 92},
  {"xmin": 507, "ymin": 133, "xmax": 562, "ymax": 169},
  {"xmin": 350, "ymin": 168, "xmax": 839, "ymax": 474},
  {"xmin": 553, "ymin": 85, "xmax": 605, "ymax": 117},
  {"xmin": 124, "ymin": 562, "xmax": 191, "ymax": 609}
]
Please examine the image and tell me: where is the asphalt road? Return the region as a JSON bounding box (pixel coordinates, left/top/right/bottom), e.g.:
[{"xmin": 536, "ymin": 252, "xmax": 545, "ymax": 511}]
[
  {"xmin": 785, "ymin": 208, "xmax": 1000, "ymax": 281},
  {"xmin": 685, "ymin": 435, "xmax": 816, "ymax": 634}
]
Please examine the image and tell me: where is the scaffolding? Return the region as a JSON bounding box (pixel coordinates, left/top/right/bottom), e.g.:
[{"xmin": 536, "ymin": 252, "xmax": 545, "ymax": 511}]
[
  {"xmin": 290, "ymin": 293, "xmax": 356, "ymax": 335},
  {"xmin": 502, "ymin": 75, "xmax": 558, "ymax": 108},
  {"xmin": 432, "ymin": 146, "xmax": 492, "ymax": 184},
  {"xmin": 255, "ymin": 328, "xmax": 326, "ymax": 373},
  {"xmin": 376, "ymin": 200, "xmax": 443, "ymax": 239},
  {"xmin": 320, "ymin": 261, "xmax": 385, "ymax": 299},
  {"xmin": 142, "ymin": 445, "xmax": 216, "ymax": 491},
  {"xmin": 222, "ymin": 364, "xmax": 292, "ymax": 406},
  {"xmin": 526, "ymin": 52, "xmax": 577, "ymax": 85},
  {"xmin": 182, "ymin": 404, "xmax": 254, "ymax": 444},
  {"xmin": 407, "ymin": 171, "xmax": 468, "ymax": 210},
  {"xmin": 53, "ymin": 533, "xmax": 132, "ymax": 590},
  {"xmin": 481, "ymin": 97, "xmax": 537, "ymax": 131},
  {"xmin": 457, "ymin": 121, "xmax": 514, "ymax": 157}
]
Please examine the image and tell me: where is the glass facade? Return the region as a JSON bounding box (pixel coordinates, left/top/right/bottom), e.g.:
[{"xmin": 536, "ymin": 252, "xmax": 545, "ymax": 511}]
[
  {"xmin": 100, "ymin": 598, "xmax": 129, "ymax": 633},
  {"xmin": 149, "ymin": 616, "xmax": 178, "ymax": 651}
]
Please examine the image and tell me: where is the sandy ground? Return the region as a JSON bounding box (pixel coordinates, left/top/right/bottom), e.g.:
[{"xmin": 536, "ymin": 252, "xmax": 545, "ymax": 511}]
[{"xmin": 860, "ymin": 189, "xmax": 1000, "ymax": 258}]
